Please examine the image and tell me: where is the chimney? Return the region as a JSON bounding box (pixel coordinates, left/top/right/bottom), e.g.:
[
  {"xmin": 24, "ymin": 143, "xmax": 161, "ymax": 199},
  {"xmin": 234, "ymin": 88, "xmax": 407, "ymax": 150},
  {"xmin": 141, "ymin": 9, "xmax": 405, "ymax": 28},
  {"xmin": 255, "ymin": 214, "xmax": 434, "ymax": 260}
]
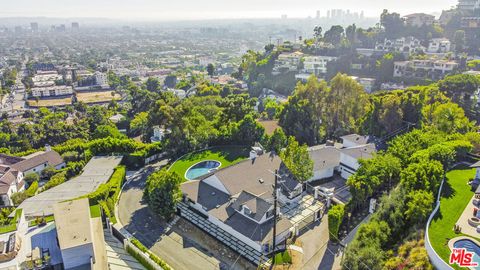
[
  {"xmin": 249, "ymin": 150, "xmax": 258, "ymax": 160},
  {"xmin": 45, "ymin": 144, "xmax": 52, "ymax": 152}
]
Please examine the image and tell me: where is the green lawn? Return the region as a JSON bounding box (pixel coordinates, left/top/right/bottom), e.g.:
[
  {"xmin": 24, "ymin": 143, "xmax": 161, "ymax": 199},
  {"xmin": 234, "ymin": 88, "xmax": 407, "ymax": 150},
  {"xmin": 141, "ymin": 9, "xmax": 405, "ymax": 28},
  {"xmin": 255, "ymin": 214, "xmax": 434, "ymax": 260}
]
[
  {"xmin": 428, "ymin": 168, "xmax": 476, "ymax": 269},
  {"xmin": 90, "ymin": 204, "xmax": 102, "ymax": 218},
  {"xmin": 169, "ymin": 146, "xmax": 250, "ymax": 181}
]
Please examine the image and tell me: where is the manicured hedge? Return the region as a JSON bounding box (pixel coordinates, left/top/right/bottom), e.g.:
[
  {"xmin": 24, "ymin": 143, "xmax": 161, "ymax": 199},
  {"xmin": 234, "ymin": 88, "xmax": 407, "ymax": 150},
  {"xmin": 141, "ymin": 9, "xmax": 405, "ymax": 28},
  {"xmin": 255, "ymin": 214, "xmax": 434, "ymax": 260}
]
[
  {"xmin": 85, "ymin": 165, "xmax": 126, "ymax": 223},
  {"xmin": 328, "ymin": 204, "xmax": 345, "ymax": 242},
  {"xmin": 130, "ymin": 238, "xmax": 173, "ymax": 270}
]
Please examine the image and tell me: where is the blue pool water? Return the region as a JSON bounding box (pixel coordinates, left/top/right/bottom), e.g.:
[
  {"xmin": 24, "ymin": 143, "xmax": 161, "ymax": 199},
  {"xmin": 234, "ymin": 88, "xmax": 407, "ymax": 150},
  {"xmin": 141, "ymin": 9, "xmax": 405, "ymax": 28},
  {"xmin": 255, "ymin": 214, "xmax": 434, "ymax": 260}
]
[
  {"xmin": 185, "ymin": 160, "xmax": 221, "ymax": 180},
  {"xmin": 454, "ymin": 239, "xmax": 480, "ymax": 269}
]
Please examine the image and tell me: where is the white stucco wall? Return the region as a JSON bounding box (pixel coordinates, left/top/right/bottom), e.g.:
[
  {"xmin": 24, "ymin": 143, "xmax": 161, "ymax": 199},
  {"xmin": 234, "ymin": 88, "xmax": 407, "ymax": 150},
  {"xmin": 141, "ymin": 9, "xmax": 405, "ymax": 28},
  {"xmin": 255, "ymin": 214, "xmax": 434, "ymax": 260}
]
[
  {"xmin": 22, "ymin": 163, "xmax": 48, "ymax": 175},
  {"xmin": 340, "ymin": 153, "xmax": 360, "ymax": 171},
  {"xmin": 342, "ymin": 139, "xmax": 358, "ymax": 148},
  {"xmin": 309, "ymin": 168, "xmax": 334, "ymax": 181},
  {"xmin": 207, "ymin": 213, "xmax": 263, "ymax": 252}
]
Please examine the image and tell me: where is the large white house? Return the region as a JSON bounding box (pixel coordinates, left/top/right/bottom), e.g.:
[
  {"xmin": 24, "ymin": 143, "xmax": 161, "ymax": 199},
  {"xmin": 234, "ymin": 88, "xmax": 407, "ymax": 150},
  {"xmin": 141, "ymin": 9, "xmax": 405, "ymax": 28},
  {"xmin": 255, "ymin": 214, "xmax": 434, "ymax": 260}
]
[
  {"xmin": 375, "ymin": 37, "xmax": 425, "ymax": 54},
  {"xmin": 403, "ymin": 13, "xmax": 435, "ymax": 27},
  {"xmin": 179, "ymin": 134, "xmax": 375, "ymax": 265},
  {"xmin": 0, "ymin": 150, "xmax": 65, "ymax": 206},
  {"xmin": 393, "ymin": 59, "xmax": 458, "ymax": 80},
  {"xmin": 427, "ymin": 38, "xmax": 452, "ymax": 53},
  {"xmin": 273, "ymin": 51, "xmax": 304, "ymax": 73},
  {"xmin": 458, "ymin": 0, "xmax": 480, "ymax": 11},
  {"xmin": 308, "ymin": 134, "xmax": 376, "ymax": 181}
]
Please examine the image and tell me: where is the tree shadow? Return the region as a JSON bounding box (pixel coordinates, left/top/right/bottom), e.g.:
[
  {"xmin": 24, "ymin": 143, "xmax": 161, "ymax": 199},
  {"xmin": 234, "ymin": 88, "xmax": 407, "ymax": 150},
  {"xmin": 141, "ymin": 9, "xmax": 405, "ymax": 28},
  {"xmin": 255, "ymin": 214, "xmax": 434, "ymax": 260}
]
[
  {"xmin": 218, "ymin": 146, "xmax": 250, "ymax": 162},
  {"xmin": 123, "ymin": 206, "xmax": 166, "ymax": 249},
  {"xmin": 317, "ymin": 241, "xmax": 342, "ymax": 270},
  {"xmin": 441, "ymin": 178, "xmax": 456, "ymax": 200}
]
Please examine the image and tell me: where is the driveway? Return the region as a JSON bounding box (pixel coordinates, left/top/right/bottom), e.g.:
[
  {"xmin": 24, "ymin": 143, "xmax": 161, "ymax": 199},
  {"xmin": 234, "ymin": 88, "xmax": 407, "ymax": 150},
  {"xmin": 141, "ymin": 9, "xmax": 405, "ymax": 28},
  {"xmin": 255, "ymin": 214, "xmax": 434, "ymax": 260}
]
[
  {"xmin": 117, "ymin": 161, "xmax": 254, "ymax": 270},
  {"xmin": 297, "ymin": 216, "xmax": 343, "ymax": 270}
]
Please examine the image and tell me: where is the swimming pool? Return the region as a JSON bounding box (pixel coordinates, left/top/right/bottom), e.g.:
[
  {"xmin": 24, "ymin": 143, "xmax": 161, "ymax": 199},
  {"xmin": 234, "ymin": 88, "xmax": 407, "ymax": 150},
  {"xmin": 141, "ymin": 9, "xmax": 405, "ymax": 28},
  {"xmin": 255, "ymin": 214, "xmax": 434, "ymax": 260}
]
[
  {"xmin": 185, "ymin": 160, "xmax": 221, "ymax": 180},
  {"xmin": 453, "ymin": 239, "xmax": 480, "ymax": 269}
]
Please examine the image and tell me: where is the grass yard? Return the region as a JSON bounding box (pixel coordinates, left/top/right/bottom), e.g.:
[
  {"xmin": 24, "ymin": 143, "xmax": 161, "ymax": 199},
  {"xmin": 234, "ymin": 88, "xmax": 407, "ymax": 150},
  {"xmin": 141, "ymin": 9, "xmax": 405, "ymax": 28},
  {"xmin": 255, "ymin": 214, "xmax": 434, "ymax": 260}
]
[
  {"xmin": 77, "ymin": 91, "xmax": 121, "ymax": 103},
  {"xmin": 169, "ymin": 146, "xmax": 250, "ymax": 181},
  {"xmin": 428, "ymin": 168, "xmax": 476, "ymax": 269},
  {"xmin": 90, "ymin": 204, "xmax": 102, "ymax": 218}
]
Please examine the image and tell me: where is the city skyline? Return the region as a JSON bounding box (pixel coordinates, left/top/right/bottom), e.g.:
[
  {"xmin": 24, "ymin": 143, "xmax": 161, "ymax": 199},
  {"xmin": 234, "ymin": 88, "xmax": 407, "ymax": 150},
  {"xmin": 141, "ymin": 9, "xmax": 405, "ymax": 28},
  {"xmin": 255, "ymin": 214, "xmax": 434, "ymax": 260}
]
[{"xmin": 1, "ymin": 0, "xmax": 458, "ymax": 21}]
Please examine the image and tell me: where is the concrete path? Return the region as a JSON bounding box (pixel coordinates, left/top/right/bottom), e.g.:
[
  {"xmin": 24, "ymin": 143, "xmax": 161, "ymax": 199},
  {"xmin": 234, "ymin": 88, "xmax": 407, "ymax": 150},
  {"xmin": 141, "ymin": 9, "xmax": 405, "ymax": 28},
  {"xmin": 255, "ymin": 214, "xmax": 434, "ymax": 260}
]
[{"xmin": 104, "ymin": 230, "xmax": 145, "ymax": 270}]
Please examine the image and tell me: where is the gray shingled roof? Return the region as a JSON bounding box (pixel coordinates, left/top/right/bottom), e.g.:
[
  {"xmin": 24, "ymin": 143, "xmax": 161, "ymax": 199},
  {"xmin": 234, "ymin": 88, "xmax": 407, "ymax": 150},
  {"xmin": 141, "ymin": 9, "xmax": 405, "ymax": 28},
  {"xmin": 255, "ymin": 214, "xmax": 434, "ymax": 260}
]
[
  {"xmin": 0, "ymin": 154, "xmax": 25, "ymax": 166},
  {"xmin": 230, "ymin": 191, "xmax": 272, "ymax": 222},
  {"xmin": 204, "ymin": 152, "xmax": 282, "ymax": 197},
  {"xmin": 339, "ymin": 144, "xmax": 376, "ymax": 160},
  {"xmin": 309, "ymin": 146, "xmax": 341, "ymax": 171},
  {"xmin": 11, "ymin": 151, "xmax": 64, "ymax": 172},
  {"xmin": 341, "ymin": 134, "xmax": 371, "ymax": 145},
  {"xmin": 0, "ymin": 171, "xmax": 15, "ymax": 194}
]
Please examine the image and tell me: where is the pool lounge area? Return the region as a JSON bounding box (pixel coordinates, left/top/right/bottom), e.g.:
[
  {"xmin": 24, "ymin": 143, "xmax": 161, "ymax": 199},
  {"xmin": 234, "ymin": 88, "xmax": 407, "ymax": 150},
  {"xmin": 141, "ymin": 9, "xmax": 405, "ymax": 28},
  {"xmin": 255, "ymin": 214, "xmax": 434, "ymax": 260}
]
[{"xmin": 185, "ymin": 160, "xmax": 221, "ymax": 180}]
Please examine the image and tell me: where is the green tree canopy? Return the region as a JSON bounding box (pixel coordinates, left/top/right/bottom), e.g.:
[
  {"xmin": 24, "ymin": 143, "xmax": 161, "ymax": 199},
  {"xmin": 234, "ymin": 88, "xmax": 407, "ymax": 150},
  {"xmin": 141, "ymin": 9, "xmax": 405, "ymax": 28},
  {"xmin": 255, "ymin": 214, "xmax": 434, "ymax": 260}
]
[
  {"xmin": 144, "ymin": 169, "xmax": 183, "ymax": 220},
  {"xmin": 280, "ymin": 136, "xmax": 313, "ymax": 182}
]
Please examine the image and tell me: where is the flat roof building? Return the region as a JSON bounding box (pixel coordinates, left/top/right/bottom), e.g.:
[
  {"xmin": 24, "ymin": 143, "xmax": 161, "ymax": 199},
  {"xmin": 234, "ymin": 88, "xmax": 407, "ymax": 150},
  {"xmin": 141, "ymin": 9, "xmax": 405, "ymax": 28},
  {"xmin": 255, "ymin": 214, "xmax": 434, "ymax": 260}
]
[{"xmin": 53, "ymin": 198, "xmax": 107, "ymax": 270}]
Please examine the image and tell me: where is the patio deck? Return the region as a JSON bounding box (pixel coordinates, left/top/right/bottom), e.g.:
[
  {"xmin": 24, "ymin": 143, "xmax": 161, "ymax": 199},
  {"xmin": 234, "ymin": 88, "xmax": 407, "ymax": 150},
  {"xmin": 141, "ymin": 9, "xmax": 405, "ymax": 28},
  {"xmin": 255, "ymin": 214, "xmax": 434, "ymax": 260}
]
[{"xmin": 456, "ymin": 195, "xmax": 478, "ymax": 237}]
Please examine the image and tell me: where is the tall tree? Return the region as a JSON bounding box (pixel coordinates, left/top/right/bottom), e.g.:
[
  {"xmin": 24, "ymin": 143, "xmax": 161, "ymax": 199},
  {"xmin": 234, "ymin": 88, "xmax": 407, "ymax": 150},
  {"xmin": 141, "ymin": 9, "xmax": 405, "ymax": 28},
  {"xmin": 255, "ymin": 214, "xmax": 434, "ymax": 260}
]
[
  {"xmin": 207, "ymin": 63, "xmax": 215, "ymax": 77},
  {"xmin": 143, "ymin": 169, "xmax": 183, "ymax": 220},
  {"xmin": 280, "ymin": 136, "xmax": 313, "ymax": 182}
]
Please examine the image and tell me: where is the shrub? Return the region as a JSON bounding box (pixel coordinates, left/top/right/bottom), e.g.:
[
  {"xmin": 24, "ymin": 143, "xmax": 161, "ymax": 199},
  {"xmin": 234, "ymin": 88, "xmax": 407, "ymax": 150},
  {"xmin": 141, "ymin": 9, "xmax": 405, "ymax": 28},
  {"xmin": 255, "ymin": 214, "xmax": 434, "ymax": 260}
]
[
  {"xmin": 328, "ymin": 204, "xmax": 345, "ymax": 242},
  {"xmin": 282, "ymin": 250, "xmax": 292, "ymax": 264},
  {"xmin": 25, "ymin": 181, "xmax": 38, "ymax": 197},
  {"xmin": 129, "ymin": 238, "xmax": 173, "ymax": 270},
  {"xmin": 84, "ymin": 166, "xmax": 126, "ymax": 223},
  {"xmin": 23, "ymin": 173, "xmax": 39, "ymax": 184},
  {"xmin": 274, "ymin": 253, "xmax": 284, "ymax": 265},
  {"xmin": 41, "ymin": 166, "xmax": 56, "ymax": 180},
  {"xmin": 43, "ymin": 171, "xmax": 67, "ymax": 191},
  {"xmin": 11, "ymin": 192, "xmax": 28, "ymax": 205},
  {"xmin": 126, "ymin": 245, "xmax": 155, "ymax": 270}
]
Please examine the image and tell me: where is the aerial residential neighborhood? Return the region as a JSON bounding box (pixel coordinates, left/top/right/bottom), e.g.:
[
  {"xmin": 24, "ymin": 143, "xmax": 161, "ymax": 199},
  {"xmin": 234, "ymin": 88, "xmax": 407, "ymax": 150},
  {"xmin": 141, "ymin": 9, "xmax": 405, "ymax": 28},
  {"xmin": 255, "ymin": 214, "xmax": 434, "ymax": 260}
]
[{"xmin": 2, "ymin": 0, "xmax": 480, "ymax": 269}]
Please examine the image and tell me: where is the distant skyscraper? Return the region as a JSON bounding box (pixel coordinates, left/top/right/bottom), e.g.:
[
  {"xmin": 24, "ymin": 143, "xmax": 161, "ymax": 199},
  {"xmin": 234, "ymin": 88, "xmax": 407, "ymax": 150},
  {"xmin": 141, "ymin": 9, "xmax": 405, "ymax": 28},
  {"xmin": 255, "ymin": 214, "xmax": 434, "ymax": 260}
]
[
  {"xmin": 327, "ymin": 10, "xmax": 331, "ymax": 18},
  {"xmin": 360, "ymin": 11, "xmax": 365, "ymax": 19},
  {"xmin": 316, "ymin": 10, "xmax": 321, "ymax": 19},
  {"xmin": 14, "ymin": 26, "xmax": 22, "ymax": 34},
  {"xmin": 30, "ymin": 22, "xmax": 38, "ymax": 32},
  {"xmin": 458, "ymin": 0, "xmax": 480, "ymax": 11},
  {"xmin": 72, "ymin": 22, "xmax": 79, "ymax": 30},
  {"xmin": 281, "ymin": 14, "xmax": 288, "ymax": 19}
]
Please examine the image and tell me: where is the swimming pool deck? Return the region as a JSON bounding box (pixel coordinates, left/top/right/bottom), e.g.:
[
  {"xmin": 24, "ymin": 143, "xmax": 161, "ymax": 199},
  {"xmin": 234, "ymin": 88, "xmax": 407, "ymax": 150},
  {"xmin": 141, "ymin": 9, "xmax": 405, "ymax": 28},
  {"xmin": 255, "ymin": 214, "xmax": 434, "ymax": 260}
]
[{"xmin": 457, "ymin": 195, "xmax": 479, "ymax": 237}]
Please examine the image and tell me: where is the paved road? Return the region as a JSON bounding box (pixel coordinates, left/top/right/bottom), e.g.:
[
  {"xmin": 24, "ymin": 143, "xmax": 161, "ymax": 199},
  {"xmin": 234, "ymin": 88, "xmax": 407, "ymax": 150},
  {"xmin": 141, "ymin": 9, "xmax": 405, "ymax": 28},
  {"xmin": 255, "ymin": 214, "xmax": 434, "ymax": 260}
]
[{"xmin": 117, "ymin": 161, "xmax": 226, "ymax": 270}]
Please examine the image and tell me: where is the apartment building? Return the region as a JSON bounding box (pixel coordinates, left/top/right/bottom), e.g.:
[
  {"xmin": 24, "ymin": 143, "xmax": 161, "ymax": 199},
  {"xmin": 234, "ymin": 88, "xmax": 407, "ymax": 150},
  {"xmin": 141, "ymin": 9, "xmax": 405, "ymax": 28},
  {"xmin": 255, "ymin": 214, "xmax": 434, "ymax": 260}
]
[
  {"xmin": 403, "ymin": 13, "xmax": 436, "ymax": 27},
  {"xmin": 427, "ymin": 38, "xmax": 452, "ymax": 53},
  {"xmin": 31, "ymin": 86, "xmax": 73, "ymax": 97},
  {"xmin": 394, "ymin": 60, "xmax": 458, "ymax": 80}
]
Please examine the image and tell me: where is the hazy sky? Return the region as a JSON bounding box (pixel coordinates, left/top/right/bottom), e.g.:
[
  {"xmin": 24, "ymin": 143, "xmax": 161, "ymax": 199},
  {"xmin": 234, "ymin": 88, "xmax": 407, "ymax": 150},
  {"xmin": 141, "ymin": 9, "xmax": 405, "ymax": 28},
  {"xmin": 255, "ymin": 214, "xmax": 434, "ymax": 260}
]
[{"xmin": 0, "ymin": 0, "xmax": 458, "ymax": 20}]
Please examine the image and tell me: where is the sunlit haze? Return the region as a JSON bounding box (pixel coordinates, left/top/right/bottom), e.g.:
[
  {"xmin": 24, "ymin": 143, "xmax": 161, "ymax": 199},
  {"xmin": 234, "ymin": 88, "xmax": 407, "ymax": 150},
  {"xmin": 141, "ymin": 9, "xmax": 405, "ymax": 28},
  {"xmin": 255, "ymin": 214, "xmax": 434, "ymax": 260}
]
[{"xmin": 1, "ymin": 0, "xmax": 458, "ymax": 20}]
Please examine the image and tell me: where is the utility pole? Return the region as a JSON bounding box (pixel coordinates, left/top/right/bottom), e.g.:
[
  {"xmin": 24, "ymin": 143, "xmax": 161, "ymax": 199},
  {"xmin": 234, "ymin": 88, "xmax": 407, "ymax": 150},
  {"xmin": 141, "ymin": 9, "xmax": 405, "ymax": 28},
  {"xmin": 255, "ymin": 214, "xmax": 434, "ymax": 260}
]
[{"xmin": 271, "ymin": 169, "xmax": 278, "ymax": 266}]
